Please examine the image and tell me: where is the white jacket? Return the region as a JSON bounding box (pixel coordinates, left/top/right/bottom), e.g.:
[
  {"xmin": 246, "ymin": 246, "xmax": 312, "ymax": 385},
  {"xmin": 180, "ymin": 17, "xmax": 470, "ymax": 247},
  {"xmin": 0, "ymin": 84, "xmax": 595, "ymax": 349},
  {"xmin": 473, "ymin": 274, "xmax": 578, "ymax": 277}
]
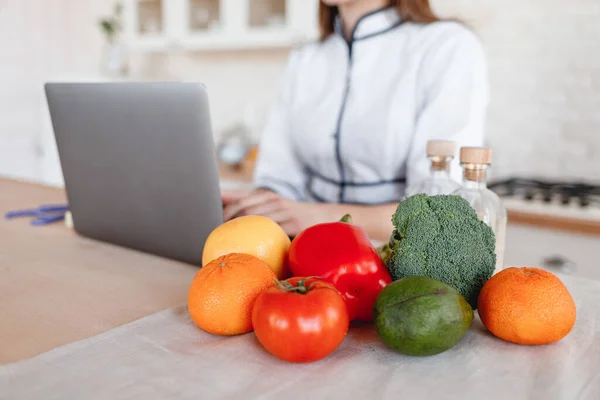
[{"xmin": 253, "ymin": 7, "xmax": 488, "ymax": 205}]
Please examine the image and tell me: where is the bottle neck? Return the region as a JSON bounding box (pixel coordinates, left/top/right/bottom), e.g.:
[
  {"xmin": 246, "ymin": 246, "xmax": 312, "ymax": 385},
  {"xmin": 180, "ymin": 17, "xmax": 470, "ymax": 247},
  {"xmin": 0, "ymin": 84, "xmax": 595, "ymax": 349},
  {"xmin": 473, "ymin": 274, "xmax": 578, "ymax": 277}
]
[
  {"xmin": 430, "ymin": 156, "xmax": 452, "ymax": 178},
  {"xmin": 462, "ymin": 163, "xmax": 489, "ymax": 189}
]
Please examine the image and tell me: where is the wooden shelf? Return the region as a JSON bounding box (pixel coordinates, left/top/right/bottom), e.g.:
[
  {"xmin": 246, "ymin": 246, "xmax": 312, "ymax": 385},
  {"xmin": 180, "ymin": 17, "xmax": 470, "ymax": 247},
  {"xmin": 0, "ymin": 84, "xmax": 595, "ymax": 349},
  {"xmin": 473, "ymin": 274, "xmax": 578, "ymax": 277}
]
[
  {"xmin": 508, "ymin": 210, "xmax": 600, "ymax": 236},
  {"xmin": 123, "ymin": 0, "xmax": 319, "ymax": 52}
]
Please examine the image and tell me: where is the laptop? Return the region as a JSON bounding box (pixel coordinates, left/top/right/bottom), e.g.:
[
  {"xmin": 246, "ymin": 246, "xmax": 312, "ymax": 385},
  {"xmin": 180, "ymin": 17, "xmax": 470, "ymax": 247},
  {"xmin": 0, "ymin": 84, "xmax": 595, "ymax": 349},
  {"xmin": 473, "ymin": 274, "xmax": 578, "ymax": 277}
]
[{"xmin": 44, "ymin": 82, "xmax": 224, "ymax": 265}]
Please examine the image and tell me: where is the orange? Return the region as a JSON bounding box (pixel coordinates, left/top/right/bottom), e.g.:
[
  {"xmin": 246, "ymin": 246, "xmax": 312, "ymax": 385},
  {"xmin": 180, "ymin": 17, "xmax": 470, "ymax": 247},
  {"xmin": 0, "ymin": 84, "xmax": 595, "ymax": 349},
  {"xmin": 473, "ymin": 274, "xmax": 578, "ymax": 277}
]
[
  {"xmin": 202, "ymin": 215, "xmax": 291, "ymax": 279},
  {"xmin": 188, "ymin": 253, "xmax": 276, "ymax": 336},
  {"xmin": 478, "ymin": 267, "xmax": 576, "ymax": 345}
]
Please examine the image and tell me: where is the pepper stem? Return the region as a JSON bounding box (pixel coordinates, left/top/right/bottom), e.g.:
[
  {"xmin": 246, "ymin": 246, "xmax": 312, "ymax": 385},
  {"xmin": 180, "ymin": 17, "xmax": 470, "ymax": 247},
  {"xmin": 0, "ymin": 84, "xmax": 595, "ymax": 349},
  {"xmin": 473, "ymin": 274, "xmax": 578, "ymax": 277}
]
[{"xmin": 340, "ymin": 214, "xmax": 353, "ymax": 224}]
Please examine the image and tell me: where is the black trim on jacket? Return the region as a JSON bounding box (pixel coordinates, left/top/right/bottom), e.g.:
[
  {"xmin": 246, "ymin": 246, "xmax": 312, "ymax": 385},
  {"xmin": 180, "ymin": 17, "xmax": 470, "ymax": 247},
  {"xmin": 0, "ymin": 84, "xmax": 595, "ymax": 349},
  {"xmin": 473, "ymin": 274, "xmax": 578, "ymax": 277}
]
[{"xmin": 331, "ymin": 7, "xmax": 404, "ymax": 203}]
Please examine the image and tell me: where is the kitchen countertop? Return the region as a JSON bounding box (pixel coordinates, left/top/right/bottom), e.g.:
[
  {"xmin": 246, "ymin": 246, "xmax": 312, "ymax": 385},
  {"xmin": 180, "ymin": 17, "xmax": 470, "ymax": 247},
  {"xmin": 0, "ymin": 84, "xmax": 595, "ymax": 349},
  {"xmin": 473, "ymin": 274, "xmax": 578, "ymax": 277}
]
[
  {"xmin": 0, "ymin": 178, "xmax": 199, "ymax": 364},
  {"xmin": 4, "ymin": 274, "xmax": 600, "ymax": 400},
  {"xmin": 1, "ymin": 177, "xmax": 597, "ymax": 365}
]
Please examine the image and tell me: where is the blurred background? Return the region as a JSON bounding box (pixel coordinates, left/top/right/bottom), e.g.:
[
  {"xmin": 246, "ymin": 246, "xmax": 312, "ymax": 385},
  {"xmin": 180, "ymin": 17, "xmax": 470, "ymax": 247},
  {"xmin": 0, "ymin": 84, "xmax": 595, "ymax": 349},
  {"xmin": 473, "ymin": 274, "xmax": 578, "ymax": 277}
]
[
  {"xmin": 2, "ymin": 0, "xmax": 599, "ymax": 186},
  {"xmin": 1, "ymin": 1, "xmax": 599, "ymax": 276}
]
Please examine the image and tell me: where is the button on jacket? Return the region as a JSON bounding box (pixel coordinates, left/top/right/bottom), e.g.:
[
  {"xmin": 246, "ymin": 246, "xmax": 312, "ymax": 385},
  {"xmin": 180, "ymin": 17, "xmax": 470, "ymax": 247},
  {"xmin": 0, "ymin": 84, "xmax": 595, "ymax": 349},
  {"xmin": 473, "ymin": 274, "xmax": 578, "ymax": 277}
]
[{"xmin": 253, "ymin": 7, "xmax": 489, "ymax": 205}]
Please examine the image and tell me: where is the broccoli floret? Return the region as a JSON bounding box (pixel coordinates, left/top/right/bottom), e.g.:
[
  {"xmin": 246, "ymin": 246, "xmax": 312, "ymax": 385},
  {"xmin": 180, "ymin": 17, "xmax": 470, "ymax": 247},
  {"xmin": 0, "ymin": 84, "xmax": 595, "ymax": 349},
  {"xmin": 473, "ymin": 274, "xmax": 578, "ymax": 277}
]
[{"xmin": 385, "ymin": 194, "xmax": 496, "ymax": 309}]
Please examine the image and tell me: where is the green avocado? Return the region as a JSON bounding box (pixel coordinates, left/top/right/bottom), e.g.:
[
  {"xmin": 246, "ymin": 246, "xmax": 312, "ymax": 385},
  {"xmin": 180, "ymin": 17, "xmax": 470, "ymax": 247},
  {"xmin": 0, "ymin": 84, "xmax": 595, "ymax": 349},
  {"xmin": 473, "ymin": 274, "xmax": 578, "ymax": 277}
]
[{"xmin": 374, "ymin": 276, "xmax": 473, "ymax": 356}]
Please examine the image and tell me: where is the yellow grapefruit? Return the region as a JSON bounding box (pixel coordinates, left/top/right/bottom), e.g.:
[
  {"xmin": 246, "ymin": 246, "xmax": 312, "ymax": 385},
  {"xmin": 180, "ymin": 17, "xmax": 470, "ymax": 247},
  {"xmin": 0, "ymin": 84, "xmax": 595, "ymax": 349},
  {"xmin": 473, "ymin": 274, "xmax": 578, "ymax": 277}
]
[{"xmin": 202, "ymin": 215, "xmax": 291, "ymax": 279}]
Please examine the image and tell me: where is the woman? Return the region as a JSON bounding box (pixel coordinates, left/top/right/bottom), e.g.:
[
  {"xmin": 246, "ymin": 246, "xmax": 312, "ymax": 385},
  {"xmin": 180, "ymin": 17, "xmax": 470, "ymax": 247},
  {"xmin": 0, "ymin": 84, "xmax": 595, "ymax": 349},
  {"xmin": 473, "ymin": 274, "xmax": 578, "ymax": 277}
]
[{"xmin": 223, "ymin": 0, "xmax": 488, "ymax": 241}]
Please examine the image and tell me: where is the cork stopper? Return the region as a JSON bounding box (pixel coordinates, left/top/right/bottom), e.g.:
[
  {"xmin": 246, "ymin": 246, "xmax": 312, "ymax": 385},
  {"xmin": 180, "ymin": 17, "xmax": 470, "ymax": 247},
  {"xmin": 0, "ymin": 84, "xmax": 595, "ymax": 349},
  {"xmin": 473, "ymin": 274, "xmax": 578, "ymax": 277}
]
[
  {"xmin": 460, "ymin": 147, "xmax": 492, "ymax": 165},
  {"xmin": 427, "ymin": 140, "xmax": 457, "ymax": 158}
]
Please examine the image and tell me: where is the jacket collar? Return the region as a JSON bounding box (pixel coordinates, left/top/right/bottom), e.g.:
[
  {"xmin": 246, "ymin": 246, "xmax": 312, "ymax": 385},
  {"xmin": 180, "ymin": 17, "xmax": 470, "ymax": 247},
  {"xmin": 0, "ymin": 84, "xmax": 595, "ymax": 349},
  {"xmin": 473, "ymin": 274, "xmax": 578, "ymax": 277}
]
[{"xmin": 334, "ymin": 6, "xmax": 402, "ymax": 42}]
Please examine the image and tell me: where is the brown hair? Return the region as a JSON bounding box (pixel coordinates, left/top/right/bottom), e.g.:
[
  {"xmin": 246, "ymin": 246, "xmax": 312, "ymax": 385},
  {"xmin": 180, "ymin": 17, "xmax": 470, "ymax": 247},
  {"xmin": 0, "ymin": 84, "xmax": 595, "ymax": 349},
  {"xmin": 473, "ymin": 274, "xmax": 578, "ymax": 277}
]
[{"xmin": 319, "ymin": 0, "xmax": 440, "ymax": 41}]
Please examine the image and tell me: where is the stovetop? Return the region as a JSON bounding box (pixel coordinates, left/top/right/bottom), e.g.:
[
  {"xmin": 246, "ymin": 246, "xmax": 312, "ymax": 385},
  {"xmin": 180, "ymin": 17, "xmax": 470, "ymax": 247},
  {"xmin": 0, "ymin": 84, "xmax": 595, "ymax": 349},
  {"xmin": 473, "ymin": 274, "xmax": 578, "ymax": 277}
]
[{"xmin": 489, "ymin": 178, "xmax": 600, "ymax": 209}]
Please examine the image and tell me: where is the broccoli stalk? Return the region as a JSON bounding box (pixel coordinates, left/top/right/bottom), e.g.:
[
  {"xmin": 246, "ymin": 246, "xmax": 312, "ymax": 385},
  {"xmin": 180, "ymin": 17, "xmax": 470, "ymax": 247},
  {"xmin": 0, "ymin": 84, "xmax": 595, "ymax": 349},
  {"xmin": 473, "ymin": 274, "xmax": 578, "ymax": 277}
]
[{"xmin": 383, "ymin": 194, "xmax": 496, "ymax": 309}]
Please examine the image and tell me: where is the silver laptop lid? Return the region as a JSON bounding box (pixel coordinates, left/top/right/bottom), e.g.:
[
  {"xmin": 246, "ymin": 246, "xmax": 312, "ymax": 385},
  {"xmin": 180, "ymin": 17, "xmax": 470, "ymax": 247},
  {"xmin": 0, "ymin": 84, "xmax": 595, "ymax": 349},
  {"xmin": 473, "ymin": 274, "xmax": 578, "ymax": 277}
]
[{"xmin": 45, "ymin": 82, "xmax": 223, "ymax": 265}]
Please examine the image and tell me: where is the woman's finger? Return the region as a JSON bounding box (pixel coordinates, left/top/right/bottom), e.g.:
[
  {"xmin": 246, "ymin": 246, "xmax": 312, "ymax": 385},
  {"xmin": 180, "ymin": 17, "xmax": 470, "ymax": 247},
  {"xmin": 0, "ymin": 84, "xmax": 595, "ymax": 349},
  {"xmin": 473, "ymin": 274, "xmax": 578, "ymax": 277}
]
[
  {"xmin": 221, "ymin": 189, "xmax": 250, "ymax": 206},
  {"xmin": 279, "ymin": 220, "xmax": 301, "ymax": 238},
  {"xmin": 223, "ymin": 203, "xmax": 243, "ymax": 221},
  {"xmin": 223, "ymin": 191, "xmax": 278, "ymax": 221},
  {"xmin": 238, "ymin": 200, "xmax": 283, "ymax": 218},
  {"xmin": 229, "ymin": 192, "xmax": 278, "ymax": 217},
  {"xmin": 241, "ymin": 205, "xmax": 293, "ymax": 225},
  {"xmin": 265, "ymin": 211, "xmax": 295, "ymax": 225}
]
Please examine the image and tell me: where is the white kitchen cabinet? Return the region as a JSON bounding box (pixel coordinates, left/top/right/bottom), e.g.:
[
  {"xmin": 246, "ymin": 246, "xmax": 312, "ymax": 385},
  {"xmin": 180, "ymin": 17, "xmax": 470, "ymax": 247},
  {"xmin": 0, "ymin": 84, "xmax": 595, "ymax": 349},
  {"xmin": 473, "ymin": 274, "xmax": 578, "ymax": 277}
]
[
  {"xmin": 504, "ymin": 223, "xmax": 599, "ymax": 282},
  {"xmin": 123, "ymin": 0, "xmax": 319, "ymax": 51},
  {"xmin": 123, "ymin": 0, "xmax": 174, "ymax": 50}
]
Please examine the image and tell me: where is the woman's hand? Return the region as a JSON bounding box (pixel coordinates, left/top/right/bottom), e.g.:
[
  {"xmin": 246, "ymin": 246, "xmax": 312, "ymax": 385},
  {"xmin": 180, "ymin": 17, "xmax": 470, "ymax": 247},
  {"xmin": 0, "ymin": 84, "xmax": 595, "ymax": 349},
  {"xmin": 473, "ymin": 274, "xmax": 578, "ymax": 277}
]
[
  {"xmin": 222, "ymin": 190, "xmax": 334, "ymax": 237},
  {"xmin": 221, "ymin": 189, "xmax": 251, "ymax": 208},
  {"xmin": 221, "ymin": 189, "xmax": 397, "ymax": 241}
]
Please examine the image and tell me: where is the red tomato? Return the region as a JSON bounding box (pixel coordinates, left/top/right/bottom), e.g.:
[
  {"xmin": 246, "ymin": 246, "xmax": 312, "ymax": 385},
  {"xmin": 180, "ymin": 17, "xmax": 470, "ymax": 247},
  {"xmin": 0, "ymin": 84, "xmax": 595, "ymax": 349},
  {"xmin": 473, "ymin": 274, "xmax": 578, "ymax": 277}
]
[{"xmin": 252, "ymin": 277, "xmax": 349, "ymax": 363}]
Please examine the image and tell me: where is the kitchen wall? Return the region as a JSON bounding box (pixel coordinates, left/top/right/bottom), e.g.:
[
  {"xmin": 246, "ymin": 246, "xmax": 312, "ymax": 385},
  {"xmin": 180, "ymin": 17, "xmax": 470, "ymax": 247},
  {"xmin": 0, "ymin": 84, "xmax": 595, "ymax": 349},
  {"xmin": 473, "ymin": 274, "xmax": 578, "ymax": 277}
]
[
  {"xmin": 435, "ymin": 0, "xmax": 600, "ymax": 182},
  {"xmin": 0, "ymin": 0, "xmax": 290, "ymax": 184},
  {"xmin": 129, "ymin": 50, "xmax": 290, "ymax": 140},
  {"xmin": 1, "ymin": 0, "xmax": 599, "ymax": 185},
  {"xmin": 0, "ymin": 0, "xmax": 114, "ymax": 181}
]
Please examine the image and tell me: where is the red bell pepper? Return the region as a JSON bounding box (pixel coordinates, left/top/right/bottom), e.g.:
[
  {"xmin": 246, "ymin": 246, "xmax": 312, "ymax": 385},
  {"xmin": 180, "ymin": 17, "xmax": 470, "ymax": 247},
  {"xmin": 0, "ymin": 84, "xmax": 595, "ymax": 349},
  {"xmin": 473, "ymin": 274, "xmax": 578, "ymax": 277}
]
[{"xmin": 288, "ymin": 215, "xmax": 392, "ymax": 321}]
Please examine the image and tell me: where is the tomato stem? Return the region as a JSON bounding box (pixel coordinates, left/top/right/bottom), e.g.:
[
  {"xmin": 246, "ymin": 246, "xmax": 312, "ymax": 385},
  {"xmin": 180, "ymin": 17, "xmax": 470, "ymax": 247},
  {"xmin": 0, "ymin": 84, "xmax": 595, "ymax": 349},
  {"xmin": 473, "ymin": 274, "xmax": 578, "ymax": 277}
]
[{"xmin": 275, "ymin": 277, "xmax": 316, "ymax": 295}]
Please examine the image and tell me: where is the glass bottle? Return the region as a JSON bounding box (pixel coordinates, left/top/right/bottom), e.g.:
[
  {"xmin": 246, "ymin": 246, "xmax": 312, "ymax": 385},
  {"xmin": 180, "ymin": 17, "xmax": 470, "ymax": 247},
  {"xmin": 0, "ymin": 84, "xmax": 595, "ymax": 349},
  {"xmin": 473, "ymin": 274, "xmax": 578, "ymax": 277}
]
[
  {"xmin": 404, "ymin": 140, "xmax": 461, "ymax": 198},
  {"xmin": 453, "ymin": 147, "xmax": 507, "ymax": 274}
]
